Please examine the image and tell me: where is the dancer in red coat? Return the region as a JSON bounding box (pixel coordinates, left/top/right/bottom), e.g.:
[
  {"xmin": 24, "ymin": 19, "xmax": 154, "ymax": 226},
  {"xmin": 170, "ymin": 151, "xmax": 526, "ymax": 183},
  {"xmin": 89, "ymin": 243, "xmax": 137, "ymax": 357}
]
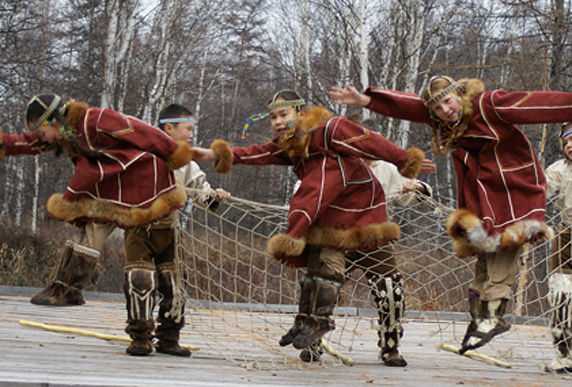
[
  {"xmin": 193, "ymin": 90, "xmax": 436, "ymax": 366},
  {"xmin": 330, "ymin": 76, "xmax": 571, "ymax": 353},
  {"xmin": 0, "ymin": 94, "xmax": 195, "ymax": 307}
]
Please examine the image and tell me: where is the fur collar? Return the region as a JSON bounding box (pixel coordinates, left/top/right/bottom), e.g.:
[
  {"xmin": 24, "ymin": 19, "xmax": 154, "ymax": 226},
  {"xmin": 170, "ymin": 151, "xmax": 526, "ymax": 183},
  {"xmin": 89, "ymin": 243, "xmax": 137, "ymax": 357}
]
[
  {"xmin": 455, "ymin": 78, "xmax": 485, "ymax": 137},
  {"xmin": 64, "ymin": 101, "xmax": 89, "ymax": 129},
  {"xmin": 280, "ymin": 106, "xmax": 334, "ymax": 158}
]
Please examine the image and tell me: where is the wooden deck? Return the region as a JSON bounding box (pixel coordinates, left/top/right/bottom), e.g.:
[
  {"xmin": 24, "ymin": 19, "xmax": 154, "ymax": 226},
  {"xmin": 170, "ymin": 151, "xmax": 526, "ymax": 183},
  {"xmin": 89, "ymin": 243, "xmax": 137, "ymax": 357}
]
[{"xmin": 0, "ymin": 286, "xmax": 570, "ymax": 387}]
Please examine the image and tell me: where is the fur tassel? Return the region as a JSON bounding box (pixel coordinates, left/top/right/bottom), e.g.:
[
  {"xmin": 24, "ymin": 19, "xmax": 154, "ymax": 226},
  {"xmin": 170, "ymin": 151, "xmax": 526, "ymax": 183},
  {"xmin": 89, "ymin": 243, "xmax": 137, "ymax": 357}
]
[
  {"xmin": 167, "ymin": 141, "xmax": 195, "ymax": 171},
  {"xmin": 211, "ymin": 139, "xmax": 233, "ymax": 174},
  {"xmin": 47, "ymin": 183, "xmax": 186, "ymax": 228},
  {"xmin": 446, "ymin": 209, "xmax": 485, "ymax": 258},
  {"xmin": 446, "ymin": 208, "xmax": 553, "ymax": 257},
  {"xmin": 500, "ymin": 220, "xmax": 554, "ymax": 250},
  {"xmin": 282, "ymin": 106, "xmax": 334, "ymax": 158},
  {"xmin": 400, "ymin": 147, "xmax": 425, "ymax": 179}
]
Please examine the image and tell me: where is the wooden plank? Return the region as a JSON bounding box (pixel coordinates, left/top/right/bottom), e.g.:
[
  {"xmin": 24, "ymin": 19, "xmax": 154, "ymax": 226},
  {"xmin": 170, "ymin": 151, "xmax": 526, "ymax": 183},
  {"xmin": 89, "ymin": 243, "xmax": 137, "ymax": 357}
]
[{"xmin": 0, "ymin": 290, "xmax": 570, "ymax": 386}]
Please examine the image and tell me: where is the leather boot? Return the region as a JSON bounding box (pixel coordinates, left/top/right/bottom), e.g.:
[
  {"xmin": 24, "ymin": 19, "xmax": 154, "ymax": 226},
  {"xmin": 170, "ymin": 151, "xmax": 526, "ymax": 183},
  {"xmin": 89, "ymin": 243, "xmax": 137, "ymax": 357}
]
[
  {"xmin": 299, "ymin": 339, "xmax": 323, "ymax": 363},
  {"xmin": 460, "ymin": 296, "xmax": 511, "ymax": 354},
  {"xmin": 124, "ymin": 265, "xmax": 156, "ymax": 356},
  {"xmin": 291, "ymin": 275, "xmax": 341, "ymax": 350},
  {"xmin": 126, "ymin": 319, "xmax": 155, "ymax": 356},
  {"xmin": 31, "ymin": 241, "xmax": 99, "ymax": 306},
  {"xmin": 155, "ymin": 268, "xmax": 190, "ymax": 357},
  {"xmin": 369, "ymin": 273, "xmax": 407, "ymax": 367}
]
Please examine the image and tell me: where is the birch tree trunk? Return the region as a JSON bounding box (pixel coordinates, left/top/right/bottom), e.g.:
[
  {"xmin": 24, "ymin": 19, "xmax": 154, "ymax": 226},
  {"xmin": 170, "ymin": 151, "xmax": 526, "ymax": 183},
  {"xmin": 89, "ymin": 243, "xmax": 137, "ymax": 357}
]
[
  {"xmin": 101, "ymin": 0, "xmax": 139, "ymax": 110},
  {"xmin": 301, "ymin": 0, "xmax": 313, "ymax": 102},
  {"xmin": 358, "ymin": 0, "xmax": 369, "ymax": 120}
]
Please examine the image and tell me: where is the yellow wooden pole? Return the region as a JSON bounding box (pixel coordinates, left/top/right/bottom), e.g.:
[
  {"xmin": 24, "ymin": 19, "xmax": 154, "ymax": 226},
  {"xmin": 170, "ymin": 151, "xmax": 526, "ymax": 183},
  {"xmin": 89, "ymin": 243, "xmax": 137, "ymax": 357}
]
[
  {"xmin": 19, "ymin": 320, "xmax": 199, "ymax": 352},
  {"xmin": 436, "ymin": 342, "xmax": 511, "ymax": 368}
]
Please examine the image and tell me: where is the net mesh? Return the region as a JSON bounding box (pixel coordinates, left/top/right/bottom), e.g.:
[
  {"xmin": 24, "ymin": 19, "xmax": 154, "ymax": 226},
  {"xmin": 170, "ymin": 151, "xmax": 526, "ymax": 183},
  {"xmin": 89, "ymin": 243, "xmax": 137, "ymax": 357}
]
[{"xmin": 176, "ymin": 191, "xmax": 568, "ymax": 372}]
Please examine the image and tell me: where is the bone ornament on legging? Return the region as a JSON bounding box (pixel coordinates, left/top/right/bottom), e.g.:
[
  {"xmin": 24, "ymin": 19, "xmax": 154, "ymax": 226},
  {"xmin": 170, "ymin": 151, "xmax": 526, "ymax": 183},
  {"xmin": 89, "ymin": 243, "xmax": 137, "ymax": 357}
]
[
  {"xmin": 368, "ymin": 272, "xmax": 406, "ymax": 366},
  {"xmin": 279, "ymin": 274, "xmax": 342, "ymax": 356},
  {"xmin": 124, "ymin": 264, "xmax": 156, "ymax": 356},
  {"xmin": 545, "ymin": 273, "xmax": 572, "ymax": 373},
  {"xmin": 31, "ymin": 241, "xmax": 99, "ymax": 306}
]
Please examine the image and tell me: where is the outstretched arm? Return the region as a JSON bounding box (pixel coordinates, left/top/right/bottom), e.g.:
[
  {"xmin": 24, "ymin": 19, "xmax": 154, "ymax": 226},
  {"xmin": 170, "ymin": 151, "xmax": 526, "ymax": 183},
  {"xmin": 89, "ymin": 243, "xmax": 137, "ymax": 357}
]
[
  {"xmin": 329, "ymin": 84, "xmax": 371, "ymax": 107},
  {"xmin": 192, "ymin": 147, "xmax": 218, "ymax": 162}
]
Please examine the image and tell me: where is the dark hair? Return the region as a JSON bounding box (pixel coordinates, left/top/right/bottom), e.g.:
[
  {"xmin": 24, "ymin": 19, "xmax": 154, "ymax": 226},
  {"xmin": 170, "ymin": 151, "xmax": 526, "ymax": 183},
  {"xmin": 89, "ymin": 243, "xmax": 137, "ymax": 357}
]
[
  {"xmin": 26, "ymin": 94, "xmax": 66, "ymax": 127},
  {"xmin": 158, "ymin": 104, "xmax": 194, "ymax": 130}
]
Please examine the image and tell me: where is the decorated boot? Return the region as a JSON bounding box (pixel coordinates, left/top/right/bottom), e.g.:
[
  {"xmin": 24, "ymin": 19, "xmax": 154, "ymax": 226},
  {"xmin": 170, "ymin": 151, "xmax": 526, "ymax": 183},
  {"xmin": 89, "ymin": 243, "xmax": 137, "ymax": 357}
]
[
  {"xmin": 545, "ymin": 273, "xmax": 572, "ymax": 373},
  {"xmin": 279, "ymin": 274, "xmax": 342, "ymax": 351},
  {"xmin": 124, "ymin": 263, "xmax": 156, "ymax": 356},
  {"xmin": 459, "ymin": 294, "xmax": 510, "ymax": 354},
  {"xmin": 369, "ymin": 272, "xmax": 407, "ymax": 366},
  {"xmin": 155, "ymin": 267, "xmax": 190, "ymax": 357},
  {"xmin": 30, "ymin": 241, "xmax": 99, "ymax": 306}
]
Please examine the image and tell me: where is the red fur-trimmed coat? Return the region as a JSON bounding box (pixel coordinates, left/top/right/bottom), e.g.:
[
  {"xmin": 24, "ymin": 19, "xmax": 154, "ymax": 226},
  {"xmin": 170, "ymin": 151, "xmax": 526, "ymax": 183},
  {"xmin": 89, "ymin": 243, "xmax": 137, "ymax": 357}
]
[
  {"xmin": 364, "ymin": 80, "xmax": 571, "ymax": 256},
  {"xmin": 214, "ymin": 106, "xmax": 424, "ymax": 267},
  {"xmin": 0, "ymin": 102, "xmax": 194, "ymax": 228}
]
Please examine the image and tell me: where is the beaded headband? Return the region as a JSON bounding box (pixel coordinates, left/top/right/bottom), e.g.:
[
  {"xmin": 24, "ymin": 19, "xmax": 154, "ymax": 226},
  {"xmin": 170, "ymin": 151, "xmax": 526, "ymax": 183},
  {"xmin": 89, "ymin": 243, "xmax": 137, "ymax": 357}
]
[
  {"xmin": 28, "ymin": 95, "xmax": 62, "ymax": 131},
  {"xmin": 159, "ymin": 117, "xmax": 197, "ymax": 125},
  {"xmin": 241, "ymin": 93, "xmax": 306, "ymax": 139},
  {"xmin": 561, "ymin": 122, "xmax": 572, "ymax": 139},
  {"xmin": 422, "ymin": 76, "xmax": 459, "ymax": 109}
]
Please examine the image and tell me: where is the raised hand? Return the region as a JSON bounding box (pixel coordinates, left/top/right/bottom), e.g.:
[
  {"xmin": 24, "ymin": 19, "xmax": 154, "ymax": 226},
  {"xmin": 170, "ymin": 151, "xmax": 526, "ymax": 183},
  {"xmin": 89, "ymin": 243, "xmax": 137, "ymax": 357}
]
[{"xmin": 329, "ymin": 84, "xmax": 371, "ymax": 107}]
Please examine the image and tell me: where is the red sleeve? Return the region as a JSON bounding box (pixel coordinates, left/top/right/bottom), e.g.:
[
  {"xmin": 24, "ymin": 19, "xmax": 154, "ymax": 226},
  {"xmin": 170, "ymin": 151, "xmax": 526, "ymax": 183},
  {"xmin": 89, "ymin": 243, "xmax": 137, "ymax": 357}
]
[
  {"xmin": 2, "ymin": 132, "xmax": 48, "ymax": 156},
  {"xmin": 325, "ymin": 116, "xmax": 411, "ymax": 170},
  {"xmin": 85, "ymin": 108, "xmax": 179, "ymax": 159},
  {"xmin": 488, "ymin": 90, "xmax": 572, "ymax": 124},
  {"xmin": 365, "ymin": 87, "xmax": 432, "ymax": 124},
  {"xmin": 232, "ymin": 138, "xmax": 292, "ymax": 166}
]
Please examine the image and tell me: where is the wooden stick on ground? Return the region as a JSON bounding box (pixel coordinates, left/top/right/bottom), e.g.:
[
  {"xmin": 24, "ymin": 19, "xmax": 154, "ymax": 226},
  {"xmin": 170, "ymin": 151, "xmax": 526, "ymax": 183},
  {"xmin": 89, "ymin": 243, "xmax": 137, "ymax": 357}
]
[
  {"xmin": 436, "ymin": 342, "xmax": 511, "ymax": 368},
  {"xmin": 321, "ymin": 338, "xmax": 355, "ymax": 366},
  {"xmin": 19, "ymin": 319, "xmax": 199, "ymax": 352}
]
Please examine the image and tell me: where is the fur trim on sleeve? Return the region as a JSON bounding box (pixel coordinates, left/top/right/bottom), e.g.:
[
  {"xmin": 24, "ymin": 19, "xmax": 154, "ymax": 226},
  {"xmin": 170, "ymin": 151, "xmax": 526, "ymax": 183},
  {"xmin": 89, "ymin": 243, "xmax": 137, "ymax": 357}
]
[
  {"xmin": 267, "ymin": 233, "xmax": 307, "ymax": 267},
  {"xmin": 211, "ymin": 139, "xmax": 233, "ymax": 174},
  {"xmin": 0, "ymin": 125, "xmax": 4, "ymax": 162},
  {"xmin": 267, "ymin": 233, "xmax": 306, "ymax": 257},
  {"xmin": 399, "ymin": 147, "xmax": 425, "ymax": 179},
  {"xmin": 167, "ymin": 141, "xmax": 195, "ymax": 171}
]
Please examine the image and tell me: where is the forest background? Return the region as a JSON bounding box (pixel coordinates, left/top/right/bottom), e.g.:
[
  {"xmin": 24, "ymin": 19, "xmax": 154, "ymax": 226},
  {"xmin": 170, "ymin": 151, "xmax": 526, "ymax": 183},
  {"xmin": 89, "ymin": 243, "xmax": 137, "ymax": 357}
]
[{"xmin": 0, "ymin": 0, "xmax": 571, "ymax": 292}]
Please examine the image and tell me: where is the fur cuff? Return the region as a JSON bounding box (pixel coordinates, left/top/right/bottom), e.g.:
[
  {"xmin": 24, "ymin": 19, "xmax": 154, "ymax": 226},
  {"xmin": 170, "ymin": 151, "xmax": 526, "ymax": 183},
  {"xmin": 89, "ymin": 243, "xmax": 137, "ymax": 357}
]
[
  {"xmin": 167, "ymin": 141, "xmax": 195, "ymax": 171},
  {"xmin": 47, "ymin": 184, "xmax": 186, "ymax": 228},
  {"xmin": 267, "ymin": 234, "xmax": 306, "ymax": 267},
  {"xmin": 400, "ymin": 147, "xmax": 425, "ymax": 179},
  {"xmin": 211, "ymin": 139, "xmax": 233, "ymax": 174}
]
